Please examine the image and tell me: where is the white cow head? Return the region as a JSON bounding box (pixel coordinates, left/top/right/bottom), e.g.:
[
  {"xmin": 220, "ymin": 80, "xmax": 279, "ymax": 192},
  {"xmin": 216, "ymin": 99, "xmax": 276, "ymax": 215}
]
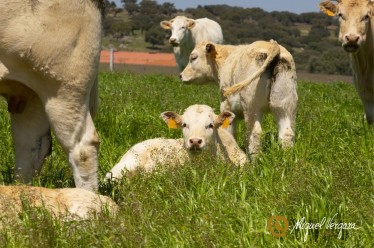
[
  {"xmin": 161, "ymin": 105, "xmax": 234, "ymax": 152},
  {"xmin": 180, "ymin": 41, "xmax": 217, "ymax": 83},
  {"xmin": 320, "ymin": 0, "xmax": 374, "ymax": 53},
  {"xmin": 160, "ymin": 16, "xmax": 196, "ymax": 47}
]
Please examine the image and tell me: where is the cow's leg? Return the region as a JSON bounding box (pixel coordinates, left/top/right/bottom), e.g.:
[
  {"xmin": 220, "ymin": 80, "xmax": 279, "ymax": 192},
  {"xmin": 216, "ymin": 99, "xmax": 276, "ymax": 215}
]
[
  {"xmin": 244, "ymin": 112, "xmax": 263, "ymax": 158},
  {"xmin": 270, "ymin": 96, "xmax": 296, "ymax": 148},
  {"xmin": 241, "ymin": 92, "xmax": 263, "ymax": 157},
  {"xmin": 10, "ymin": 92, "xmax": 51, "ymax": 182},
  {"xmin": 362, "ymin": 95, "xmax": 374, "ymax": 125},
  {"xmin": 44, "ymin": 95, "xmax": 99, "ymax": 191},
  {"xmin": 274, "ymin": 113, "xmax": 295, "ymax": 148},
  {"xmin": 270, "ymin": 71, "xmax": 297, "ymax": 148},
  {"xmin": 364, "ymin": 102, "xmax": 374, "ymax": 124},
  {"xmin": 354, "ymin": 79, "xmax": 374, "ymax": 124}
]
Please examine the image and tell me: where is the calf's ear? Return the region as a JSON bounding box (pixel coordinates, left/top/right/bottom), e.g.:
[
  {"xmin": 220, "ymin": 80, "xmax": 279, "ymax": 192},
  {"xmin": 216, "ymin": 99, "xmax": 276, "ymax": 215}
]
[
  {"xmin": 161, "ymin": 111, "xmax": 182, "ymax": 129},
  {"xmin": 186, "ymin": 19, "xmax": 196, "ymax": 29},
  {"xmin": 319, "ymin": 1, "xmax": 337, "ymax": 16},
  {"xmin": 160, "ymin": 21, "xmax": 172, "ymax": 29},
  {"xmin": 369, "ymin": 1, "xmax": 374, "ymax": 16},
  {"xmin": 214, "ymin": 111, "xmax": 235, "ymax": 129},
  {"xmin": 205, "ymin": 43, "xmax": 215, "ymax": 53}
]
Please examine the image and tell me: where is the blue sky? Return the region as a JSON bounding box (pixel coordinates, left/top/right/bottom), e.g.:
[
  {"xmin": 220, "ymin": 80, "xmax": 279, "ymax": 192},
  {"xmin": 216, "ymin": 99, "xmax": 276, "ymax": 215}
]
[{"xmin": 113, "ymin": 0, "xmax": 321, "ymax": 14}]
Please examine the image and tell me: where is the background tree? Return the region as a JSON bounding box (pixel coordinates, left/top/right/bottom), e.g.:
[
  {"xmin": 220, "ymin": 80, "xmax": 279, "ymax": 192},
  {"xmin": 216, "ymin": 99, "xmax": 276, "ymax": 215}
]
[
  {"xmin": 145, "ymin": 25, "xmax": 166, "ymax": 47},
  {"xmin": 305, "ymin": 22, "xmax": 331, "ymax": 43},
  {"xmin": 160, "ymin": 2, "xmax": 178, "ymax": 17},
  {"xmin": 122, "ymin": 0, "xmax": 139, "ymax": 15},
  {"xmin": 308, "ymin": 47, "xmax": 351, "ymax": 75},
  {"xmin": 102, "ymin": 2, "xmax": 348, "ymax": 75}
]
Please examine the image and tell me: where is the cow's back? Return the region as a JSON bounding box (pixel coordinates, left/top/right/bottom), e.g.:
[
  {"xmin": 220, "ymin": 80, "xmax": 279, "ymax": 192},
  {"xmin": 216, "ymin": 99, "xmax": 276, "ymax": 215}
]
[
  {"xmin": 219, "ymin": 43, "xmax": 264, "ymax": 88},
  {"xmin": 108, "ymin": 138, "xmax": 189, "ymax": 179},
  {"xmin": 218, "ymin": 41, "xmax": 294, "ymax": 87},
  {"xmin": 0, "ymin": 0, "xmax": 103, "ymax": 82},
  {"xmin": 192, "ymin": 18, "xmax": 224, "ymax": 44}
]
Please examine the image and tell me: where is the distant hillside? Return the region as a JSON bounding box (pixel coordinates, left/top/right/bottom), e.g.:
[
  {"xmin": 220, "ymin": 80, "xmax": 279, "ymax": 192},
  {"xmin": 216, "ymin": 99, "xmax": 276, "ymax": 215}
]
[{"xmin": 103, "ymin": 2, "xmax": 351, "ymax": 76}]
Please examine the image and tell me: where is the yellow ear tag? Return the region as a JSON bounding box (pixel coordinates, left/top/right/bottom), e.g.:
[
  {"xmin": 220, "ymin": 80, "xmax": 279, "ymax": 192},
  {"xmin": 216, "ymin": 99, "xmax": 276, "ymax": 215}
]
[
  {"xmin": 325, "ymin": 9, "xmax": 335, "ymax": 17},
  {"xmin": 221, "ymin": 117, "xmax": 230, "ymax": 129},
  {"xmin": 167, "ymin": 118, "xmax": 178, "ymax": 129}
]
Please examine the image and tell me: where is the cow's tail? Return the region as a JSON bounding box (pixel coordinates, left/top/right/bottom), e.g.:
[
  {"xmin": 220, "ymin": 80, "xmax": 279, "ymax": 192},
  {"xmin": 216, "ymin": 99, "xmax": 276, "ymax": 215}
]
[
  {"xmin": 223, "ymin": 39, "xmax": 280, "ymax": 97},
  {"xmin": 89, "ymin": 74, "xmax": 99, "ymax": 118}
]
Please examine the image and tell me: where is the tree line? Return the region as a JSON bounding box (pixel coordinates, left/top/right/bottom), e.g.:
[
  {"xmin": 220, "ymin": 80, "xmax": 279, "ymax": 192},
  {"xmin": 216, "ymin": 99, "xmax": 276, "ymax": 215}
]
[{"xmin": 103, "ymin": 0, "xmax": 351, "ymax": 75}]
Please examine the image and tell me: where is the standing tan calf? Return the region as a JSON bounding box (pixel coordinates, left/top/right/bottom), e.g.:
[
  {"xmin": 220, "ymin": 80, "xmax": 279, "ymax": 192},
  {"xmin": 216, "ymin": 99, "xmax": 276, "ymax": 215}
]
[{"xmin": 180, "ymin": 40, "xmax": 298, "ymax": 157}]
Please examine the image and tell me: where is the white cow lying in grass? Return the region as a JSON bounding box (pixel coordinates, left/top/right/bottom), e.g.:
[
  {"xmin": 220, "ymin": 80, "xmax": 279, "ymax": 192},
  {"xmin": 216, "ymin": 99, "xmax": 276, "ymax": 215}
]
[
  {"xmin": 160, "ymin": 16, "xmax": 224, "ymax": 72},
  {"xmin": 106, "ymin": 104, "xmax": 247, "ymax": 180},
  {"xmin": 180, "ymin": 40, "xmax": 298, "ymax": 157},
  {"xmin": 0, "ymin": 185, "xmax": 117, "ymax": 227}
]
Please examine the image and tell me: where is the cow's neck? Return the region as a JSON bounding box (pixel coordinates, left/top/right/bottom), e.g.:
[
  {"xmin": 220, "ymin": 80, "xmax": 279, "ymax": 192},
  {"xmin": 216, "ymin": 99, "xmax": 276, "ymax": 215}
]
[
  {"xmin": 350, "ymin": 20, "xmax": 374, "ymax": 87},
  {"xmin": 174, "ymin": 36, "xmax": 195, "ymax": 70},
  {"xmin": 211, "ymin": 45, "xmax": 235, "ymax": 84},
  {"xmin": 181, "ymin": 43, "xmax": 195, "ymax": 58},
  {"xmin": 181, "ymin": 32, "xmax": 195, "ymax": 57}
]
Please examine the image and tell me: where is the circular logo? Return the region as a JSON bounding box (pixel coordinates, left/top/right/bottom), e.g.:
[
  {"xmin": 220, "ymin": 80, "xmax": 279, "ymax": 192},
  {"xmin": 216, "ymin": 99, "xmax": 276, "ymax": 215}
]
[{"xmin": 268, "ymin": 215, "xmax": 289, "ymax": 237}]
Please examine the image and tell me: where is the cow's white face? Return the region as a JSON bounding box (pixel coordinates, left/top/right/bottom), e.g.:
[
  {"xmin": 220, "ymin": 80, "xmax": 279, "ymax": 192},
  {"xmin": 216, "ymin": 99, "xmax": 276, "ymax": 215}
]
[
  {"xmin": 320, "ymin": 0, "xmax": 374, "ymax": 53},
  {"xmin": 160, "ymin": 16, "xmax": 195, "ymax": 47},
  {"xmin": 161, "ymin": 105, "xmax": 234, "ymax": 152},
  {"xmin": 180, "ymin": 41, "xmax": 216, "ymax": 84}
]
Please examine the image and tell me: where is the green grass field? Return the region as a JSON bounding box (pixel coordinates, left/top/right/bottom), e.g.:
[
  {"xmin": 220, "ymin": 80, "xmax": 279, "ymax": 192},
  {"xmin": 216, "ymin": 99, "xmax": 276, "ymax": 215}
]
[{"xmin": 0, "ymin": 72, "xmax": 373, "ymax": 247}]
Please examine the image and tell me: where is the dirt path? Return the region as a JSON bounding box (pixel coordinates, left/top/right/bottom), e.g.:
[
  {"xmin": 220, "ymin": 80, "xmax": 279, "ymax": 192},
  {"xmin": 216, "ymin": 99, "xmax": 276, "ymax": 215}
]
[{"xmin": 100, "ymin": 51, "xmax": 352, "ymax": 83}]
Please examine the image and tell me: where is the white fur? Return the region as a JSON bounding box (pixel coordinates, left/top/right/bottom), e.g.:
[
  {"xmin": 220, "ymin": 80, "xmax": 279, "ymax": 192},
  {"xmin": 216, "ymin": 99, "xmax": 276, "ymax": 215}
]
[
  {"xmin": 0, "ymin": 0, "xmax": 103, "ymax": 191},
  {"xmin": 0, "ymin": 185, "xmax": 117, "ymax": 228}
]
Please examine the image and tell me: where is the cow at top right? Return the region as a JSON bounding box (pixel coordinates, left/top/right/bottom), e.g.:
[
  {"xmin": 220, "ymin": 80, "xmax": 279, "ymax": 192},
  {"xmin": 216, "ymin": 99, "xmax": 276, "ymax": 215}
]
[{"xmin": 320, "ymin": 0, "xmax": 374, "ymax": 124}]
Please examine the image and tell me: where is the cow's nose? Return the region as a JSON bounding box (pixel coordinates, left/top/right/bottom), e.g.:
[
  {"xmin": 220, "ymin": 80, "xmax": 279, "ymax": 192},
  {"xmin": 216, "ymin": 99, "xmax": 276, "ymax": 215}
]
[
  {"xmin": 345, "ymin": 34, "xmax": 360, "ymax": 43},
  {"xmin": 179, "ymin": 74, "xmax": 183, "ymax": 80},
  {"xmin": 169, "ymin": 37, "xmax": 176, "ymax": 43},
  {"xmin": 189, "ymin": 138, "xmax": 203, "ymax": 148}
]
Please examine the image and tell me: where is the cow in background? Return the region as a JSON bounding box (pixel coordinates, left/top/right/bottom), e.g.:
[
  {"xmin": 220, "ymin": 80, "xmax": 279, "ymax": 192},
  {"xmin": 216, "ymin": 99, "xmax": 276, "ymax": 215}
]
[
  {"xmin": 320, "ymin": 0, "xmax": 374, "ymax": 124},
  {"xmin": 0, "ymin": 0, "xmax": 104, "ymax": 191},
  {"xmin": 160, "ymin": 16, "xmax": 224, "ymax": 72}
]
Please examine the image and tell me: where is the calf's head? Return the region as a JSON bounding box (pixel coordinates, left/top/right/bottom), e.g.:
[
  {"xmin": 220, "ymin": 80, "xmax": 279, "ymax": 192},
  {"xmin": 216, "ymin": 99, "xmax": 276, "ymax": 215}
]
[
  {"xmin": 161, "ymin": 105, "xmax": 234, "ymax": 152},
  {"xmin": 320, "ymin": 0, "xmax": 374, "ymax": 53},
  {"xmin": 180, "ymin": 41, "xmax": 217, "ymax": 83},
  {"xmin": 160, "ymin": 16, "xmax": 196, "ymax": 47}
]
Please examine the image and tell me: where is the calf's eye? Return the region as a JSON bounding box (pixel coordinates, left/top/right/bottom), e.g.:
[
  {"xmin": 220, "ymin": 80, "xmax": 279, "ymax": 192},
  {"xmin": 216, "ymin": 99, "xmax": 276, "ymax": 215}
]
[
  {"xmin": 207, "ymin": 123, "xmax": 214, "ymax": 129},
  {"xmin": 182, "ymin": 123, "xmax": 187, "ymax": 128}
]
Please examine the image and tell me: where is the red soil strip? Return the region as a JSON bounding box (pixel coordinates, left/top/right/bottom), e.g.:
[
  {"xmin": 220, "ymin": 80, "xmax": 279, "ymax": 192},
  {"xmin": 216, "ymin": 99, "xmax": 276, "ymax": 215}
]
[
  {"xmin": 99, "ymin": 51, "xmax": 352, "ymax": 83},
  {"xmin": 100, "ymin": 50, "xmax": 176, "ymax": 67}
]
